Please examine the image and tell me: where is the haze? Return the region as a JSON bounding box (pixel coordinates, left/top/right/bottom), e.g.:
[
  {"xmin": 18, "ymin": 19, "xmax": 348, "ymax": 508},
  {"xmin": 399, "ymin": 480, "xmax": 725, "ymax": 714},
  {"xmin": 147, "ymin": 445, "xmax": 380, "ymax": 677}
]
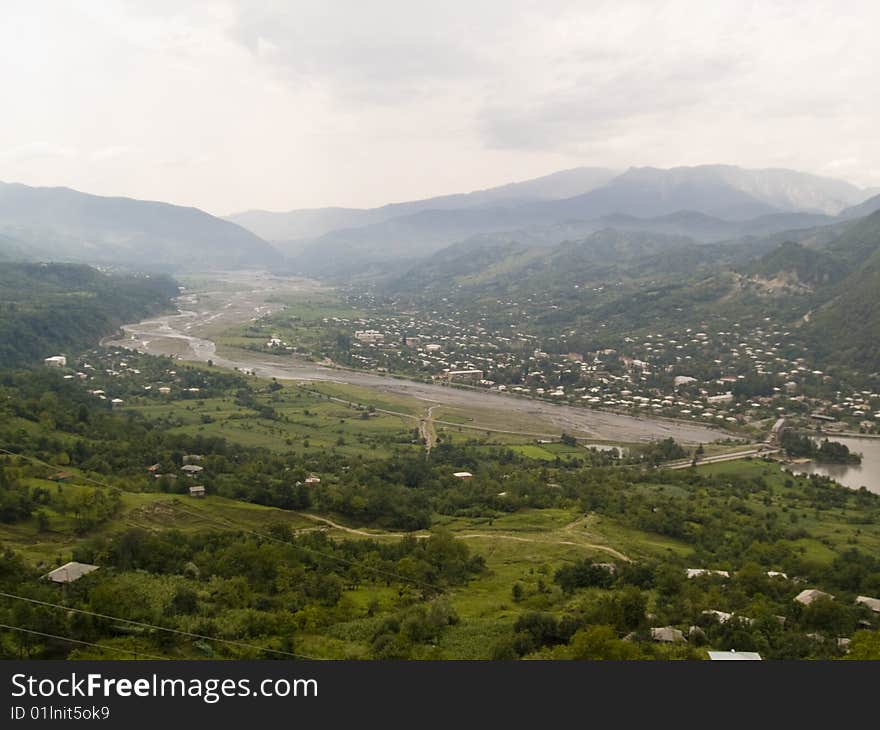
[{"xmin": 2, "ymin": 0, "xmax": 879, "ymax": 215}]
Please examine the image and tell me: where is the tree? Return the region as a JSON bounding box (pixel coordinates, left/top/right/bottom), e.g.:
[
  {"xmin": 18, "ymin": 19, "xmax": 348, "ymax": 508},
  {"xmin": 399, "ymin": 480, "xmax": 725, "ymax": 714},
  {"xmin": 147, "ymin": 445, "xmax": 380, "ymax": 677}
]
[
  {"xmin": 514, "ymin": 611, "xmax": 560, "ymax": 649},
  {"xmin": 554, "ymin": 560, "xmax": 615, "ymax": 593},
  {"xmin": 568, "ymin": 625, "xmax": 642, "ymax": 660},
  {"xmin": 844, "ymin": 630, "xmax": 880, "ymax": 659},
  {"xmin": 34, "ymin": 510, "xmax": 49, "ymax": 532},
  {"xmin": 801, "ymin": 597, "xmax": 855, "ymax": 637}
]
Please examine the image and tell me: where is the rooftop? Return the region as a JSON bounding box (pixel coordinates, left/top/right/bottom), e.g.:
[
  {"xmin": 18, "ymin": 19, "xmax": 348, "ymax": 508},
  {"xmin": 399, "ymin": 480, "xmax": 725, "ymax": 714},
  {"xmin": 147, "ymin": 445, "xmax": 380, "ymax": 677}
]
[
  {"xmin": 707, "ymin": 650, "xmax": 762, "ymax": 661},
  {"xmin": 44, "ymin": 562, "xmax": 99, "ymax": 584}
]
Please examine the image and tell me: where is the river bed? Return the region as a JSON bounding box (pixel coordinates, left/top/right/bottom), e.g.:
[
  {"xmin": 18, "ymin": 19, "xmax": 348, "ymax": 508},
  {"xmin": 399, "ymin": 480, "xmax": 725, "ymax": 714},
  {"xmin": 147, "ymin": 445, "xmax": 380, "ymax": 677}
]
[{"xmin": 106, "ymin": 276, "xmax": 735, "ymax": 445}]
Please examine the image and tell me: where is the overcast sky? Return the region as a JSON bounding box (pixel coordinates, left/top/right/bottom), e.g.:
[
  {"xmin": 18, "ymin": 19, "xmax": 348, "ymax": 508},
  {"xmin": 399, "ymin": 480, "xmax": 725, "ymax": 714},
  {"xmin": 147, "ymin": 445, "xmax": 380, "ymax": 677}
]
[{"xmin": 2, "ymin": 1, "xmax": 879, "ymax": 215}]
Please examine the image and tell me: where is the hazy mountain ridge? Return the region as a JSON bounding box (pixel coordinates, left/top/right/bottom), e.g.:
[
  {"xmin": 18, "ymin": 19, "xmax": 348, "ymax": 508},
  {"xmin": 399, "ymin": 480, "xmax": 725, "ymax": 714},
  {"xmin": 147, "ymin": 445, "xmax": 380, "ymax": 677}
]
[
  {"xmin": 381, "ymin": 207, "xmax": 880, "ymax": 378},
  {"xmin": 613, "ymin": 165, "xmax": 866, "ymax": 214},
  {"xmin": 0, "ymin": 182, "xmax": 283, "ymax": 272},
  {"xmin": 225, "ymin": 166, "xmax": 618, "ymax": 241},
  {"xmin": 1, "ymin": 165, "xmax": 874, "ymax": 279},
  {"xmin": 388, "ymin": 228, "xmax": 730, "ymax": 297},
  {"xmin": 839, "ymin": 192, "xmax": 880, "ymax": 220},
  {"xmin": 253, "ymin": 165, "xmax": 873, "ymax": 277}
]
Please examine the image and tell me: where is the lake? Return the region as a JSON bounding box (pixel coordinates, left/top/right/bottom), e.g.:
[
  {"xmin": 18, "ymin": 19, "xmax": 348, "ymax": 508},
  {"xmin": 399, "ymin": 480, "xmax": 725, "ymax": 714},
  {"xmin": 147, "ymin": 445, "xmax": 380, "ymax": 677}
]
[{"xmin": 793, "ymin": 436, "xmax": 880, "ymax": 494}]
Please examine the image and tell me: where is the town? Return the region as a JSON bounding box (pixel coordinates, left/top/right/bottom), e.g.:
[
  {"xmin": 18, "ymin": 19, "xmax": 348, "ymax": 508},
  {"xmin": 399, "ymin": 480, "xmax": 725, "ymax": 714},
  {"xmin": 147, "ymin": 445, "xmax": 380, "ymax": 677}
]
[{"xmin": 242, "ymin": 292, "xmax": 880, "ymax": 442}]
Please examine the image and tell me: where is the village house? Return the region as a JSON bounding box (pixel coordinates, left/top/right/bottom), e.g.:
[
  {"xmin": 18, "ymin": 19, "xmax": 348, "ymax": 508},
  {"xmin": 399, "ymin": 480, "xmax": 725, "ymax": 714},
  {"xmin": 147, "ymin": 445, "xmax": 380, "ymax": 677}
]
[
  {"xmin": 794, "ymin": 588, "xmax": 834, "ymax": 605},
  {"xmin": 768, "ymin": 417, "xmax": 786, "ymax": 446},
  {"xmin": 44, "ymin": 355, "xmax": 67, "ymax": 367},
  {"xmin": 188, "ymin": 485, "xmax": 206, "ymax": 498},
  {"xmin": 44, "ymin": 561, "xmax": 99, "ymax": 584},
  {"xmin": 707, "ymin": 650, "xmax": 762, "ymax": 660},
  {"xmin": 650, "ymin": 627, "xmax": 686, "ymax": 643},
  {"xmin": 354, "ymin": 330, "xmax": 384, "ymax": 344},
  {"xmin": 856, "ymin": 595, "xmax": 880, "ymax": 613},
  {"xmin": 686, "ymin": 568, "xmax": 730, "ymax": 579},
  {"xmin": 446, "ymin": 369, "xmax": 483, "ymax": 383}
]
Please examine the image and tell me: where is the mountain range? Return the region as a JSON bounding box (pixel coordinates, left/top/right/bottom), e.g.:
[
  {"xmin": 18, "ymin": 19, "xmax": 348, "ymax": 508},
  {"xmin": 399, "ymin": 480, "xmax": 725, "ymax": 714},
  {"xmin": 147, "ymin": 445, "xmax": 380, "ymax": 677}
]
[
  {"xmin": 381, "ymin": 204, "xmax": 880, "ymax": 377},
  {"xmin": 226, "ymin": 165, "xmax": 874, "ymax": 277},
  {"xmin": 1, "ymin": 165, "xmax": 877, "ymax": 277},
  {"xmin": 0, "ymin": 182, "xmax": 282, "ymax": 272}
]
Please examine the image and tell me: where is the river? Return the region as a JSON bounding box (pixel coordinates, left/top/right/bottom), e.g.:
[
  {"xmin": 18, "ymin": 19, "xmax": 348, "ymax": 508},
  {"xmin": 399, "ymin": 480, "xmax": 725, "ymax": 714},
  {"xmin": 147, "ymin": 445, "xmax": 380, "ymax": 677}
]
[
  {"xmin": 792, "ymin": 436, "xmax": 880, "ymax": 494},
  {"xmin": 106, "ymin": 274, "xmax": 734, "ymax": 445}
]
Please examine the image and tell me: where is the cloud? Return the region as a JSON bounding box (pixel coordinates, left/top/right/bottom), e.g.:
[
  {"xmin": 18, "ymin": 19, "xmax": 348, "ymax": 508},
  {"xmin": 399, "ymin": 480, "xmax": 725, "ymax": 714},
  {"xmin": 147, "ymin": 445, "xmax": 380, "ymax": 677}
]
[
  {"xmin": 91, "ymin": 146, "xmax": 132, "ymax": 162},
  {"xmin": 480, "ymin": 53, "xmax": 746, "ymax": 151},
  {"xmin": 226, "ymin": 1, "xmax": 496, "ymax": 104},
  {"xmin": 2, "ymin": 0, "xmax": 880, "ymax": 209},
  {"xmin": 1, "ymin": 142, "xmax": 79, "ymax": 161}
]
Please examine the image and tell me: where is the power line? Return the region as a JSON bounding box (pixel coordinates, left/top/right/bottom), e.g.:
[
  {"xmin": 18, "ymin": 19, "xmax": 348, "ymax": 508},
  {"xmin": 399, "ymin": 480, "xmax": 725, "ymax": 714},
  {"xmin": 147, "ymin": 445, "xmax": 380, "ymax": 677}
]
[
  {"xmin": 0, "ymin": 447, "xmax": 123, "ymax": 492},
  {"xmin": 0, "ymin": 591, "xmax": 323, "ymax": 661},
  {"xmin": 0, "ymin": 622, "xmax": 167, "ymax": 660},
  {"xmin": 1, "ymin": 443, "xmax": 450, "ymax": 593}
]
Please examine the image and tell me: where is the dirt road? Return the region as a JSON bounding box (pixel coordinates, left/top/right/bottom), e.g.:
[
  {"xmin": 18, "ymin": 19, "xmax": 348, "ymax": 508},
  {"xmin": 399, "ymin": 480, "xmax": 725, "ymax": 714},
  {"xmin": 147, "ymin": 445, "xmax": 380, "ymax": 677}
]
[{"xmin": 297, "ymin": 513, "xmax": 630, "ymax": 560}]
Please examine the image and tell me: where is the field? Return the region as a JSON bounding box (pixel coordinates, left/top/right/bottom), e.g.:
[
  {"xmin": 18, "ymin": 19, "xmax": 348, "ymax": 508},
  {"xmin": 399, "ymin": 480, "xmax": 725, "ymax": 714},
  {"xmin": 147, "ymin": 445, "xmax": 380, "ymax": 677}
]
[{"xmin": 4, "ymin": 347, "xmax": 880, "ymax": 661}]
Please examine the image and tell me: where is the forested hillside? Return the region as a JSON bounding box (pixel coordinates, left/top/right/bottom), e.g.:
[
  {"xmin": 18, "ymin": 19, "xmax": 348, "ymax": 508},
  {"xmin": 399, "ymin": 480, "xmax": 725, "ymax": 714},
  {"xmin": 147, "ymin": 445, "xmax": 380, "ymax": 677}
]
[
  {"xmin": 378, "ymin": 209, "xmax": 880, "ymax": 383},
  {"xmin": 1, "ymin": 351, "xmax": 879, "ymax": 659},
  {"xmin": 0, "ymin": 263, "xmax": 178, "ymax": 368}
]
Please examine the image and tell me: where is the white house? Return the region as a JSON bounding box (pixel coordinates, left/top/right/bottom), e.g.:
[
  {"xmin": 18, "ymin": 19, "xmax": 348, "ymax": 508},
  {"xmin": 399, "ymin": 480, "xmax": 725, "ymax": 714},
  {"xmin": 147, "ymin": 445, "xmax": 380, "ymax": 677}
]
[
  {"xmin": 708, "ymin": 650, "xmax": 762, "ymax": 660},
  {"xmin": 794, "ymin": 588, "xmax": 834, "ymax": 605},
  {"xmin": 686, "ymin": 568, "xmax": 730, "ymax": 579},
  {"xmin": 650, "ymin": 627, "xmax": 686, "ymax": 643},
  {"xmin": 354, "ymin": 330, "xmax": 384, "ymax": 344},
  {"xmin": 44, "ymin": 561, "xmax": 99, "ymax": 584},
  {"xmin": 44, "ymin": 355, "xmax": 67, "ymax": 367},
  {"xmin": 856, "ymin": 595, "xmax": 880, "ymax": 613}
]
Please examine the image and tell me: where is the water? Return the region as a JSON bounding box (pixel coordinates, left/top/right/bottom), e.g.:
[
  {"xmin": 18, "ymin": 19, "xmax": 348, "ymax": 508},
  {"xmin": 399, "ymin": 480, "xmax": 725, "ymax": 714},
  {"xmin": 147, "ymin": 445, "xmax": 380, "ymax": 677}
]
[{"xmin": 792, "ymin": 436, "xmax": 880, "ymax": 494}]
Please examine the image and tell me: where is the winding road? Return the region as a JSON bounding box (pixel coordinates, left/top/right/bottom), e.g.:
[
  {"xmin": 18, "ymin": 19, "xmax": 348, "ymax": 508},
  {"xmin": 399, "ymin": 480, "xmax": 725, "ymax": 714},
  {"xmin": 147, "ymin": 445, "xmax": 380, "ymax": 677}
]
[{"xmin": 296, "ymin": 513, "xmax": 631, "ymax": 561}]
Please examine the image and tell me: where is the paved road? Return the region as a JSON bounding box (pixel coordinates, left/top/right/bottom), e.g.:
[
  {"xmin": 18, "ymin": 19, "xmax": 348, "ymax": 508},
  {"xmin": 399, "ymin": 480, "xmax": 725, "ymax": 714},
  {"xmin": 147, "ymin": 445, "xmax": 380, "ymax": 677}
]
[{"xmin": 667, "ymin": 448, "xmax": 779, "ymax": 469}]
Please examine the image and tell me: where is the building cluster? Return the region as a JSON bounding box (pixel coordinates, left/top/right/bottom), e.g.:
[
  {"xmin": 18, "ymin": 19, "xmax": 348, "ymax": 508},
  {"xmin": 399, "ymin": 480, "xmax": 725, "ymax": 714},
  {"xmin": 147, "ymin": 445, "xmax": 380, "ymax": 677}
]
[
  {"xmin": 48, "ymin": 349, "xmax": 212, "ymax": 410},
  {"xmin": 292, "ymin": 307, "xmax": 879, "ymax": 435}
]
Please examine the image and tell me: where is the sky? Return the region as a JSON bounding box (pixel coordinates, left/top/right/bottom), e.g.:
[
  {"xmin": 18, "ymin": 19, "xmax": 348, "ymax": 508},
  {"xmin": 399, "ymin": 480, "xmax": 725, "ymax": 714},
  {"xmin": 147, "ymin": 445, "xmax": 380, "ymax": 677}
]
[{"xmin": 1, "ymin": 0, "xmax": 879, "ymax": 215}]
